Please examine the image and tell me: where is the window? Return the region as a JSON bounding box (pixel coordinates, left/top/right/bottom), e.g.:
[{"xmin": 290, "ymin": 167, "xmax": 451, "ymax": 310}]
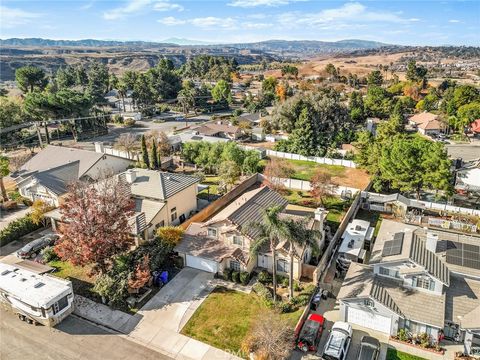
[
  {"xmin": 170, "ymin": 207, "xmax": 177, "ymax": 222},
  {"xmin": 230, "ymin": 260, "xmax": 241, "ymax": 271},
  {"xmin": 208, "ymin": 228, "xmax": 217, "ymax": 238},
  {"xmin": 379, "ymin": 266, "xmax": 399, "ymax": 278},
  {"xmin": 233, "ymin": 236, "xmax": 243, "ymax": 246},
  {"xmin": 277, "ymin": 259, "xmax": 289, "ymax": 273},
  {"xmin": 155, "ymin": 221, "xmax": 165, "ymax": 229},
  {"xmin": 364, "ymin": 299, "xmax": 374, "ymax": 307},
  {"xmin": 414, "ymin": 276, "xmax": 435, "ymax": 291},
  {"xmin": 53, "ymin": 296, "xmax": 69, "ymax": 315}
]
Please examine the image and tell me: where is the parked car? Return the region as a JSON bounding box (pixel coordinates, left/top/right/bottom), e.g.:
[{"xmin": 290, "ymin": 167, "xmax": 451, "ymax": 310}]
[
  {"xmin": 296, "ymin": 313, "xmax": 326, "ymax": 352},
  {"xmin": 322, "ymin": 321, "xmax": 353, "ymax": 360},
  {"xmin": 16, "ymin": 234, "xmax": 59, "ymax": 259},
  {"xmin": 357, "ymin": 336, "xmax": 380, "ymax": 360}
]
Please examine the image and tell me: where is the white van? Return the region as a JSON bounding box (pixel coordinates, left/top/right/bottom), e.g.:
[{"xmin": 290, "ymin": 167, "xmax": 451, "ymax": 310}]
[{"xmin": 322, "ymin": 321, "xmax": 353, "ymax": 360}]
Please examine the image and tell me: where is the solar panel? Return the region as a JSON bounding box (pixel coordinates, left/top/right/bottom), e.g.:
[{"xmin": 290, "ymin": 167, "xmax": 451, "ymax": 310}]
[
  {"xmin": 382, "ymin": 234, "xmax": 404, "ymax": 257},
  {"xmin": 446, "ymin": 242, "xmax": 480, "ymax": 270}
]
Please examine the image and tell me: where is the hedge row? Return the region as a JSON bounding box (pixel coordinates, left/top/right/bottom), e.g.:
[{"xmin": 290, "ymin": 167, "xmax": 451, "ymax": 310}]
[{"xmin": 0, "ymin": 215, "xmax": 42, "ymax": 247}]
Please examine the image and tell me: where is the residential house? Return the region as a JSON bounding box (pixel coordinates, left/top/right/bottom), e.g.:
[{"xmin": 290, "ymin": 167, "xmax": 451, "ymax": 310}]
[
  {"xmin": 192, "ymin": 122, "xmax": 243, "ymax": 140},
  {"xmin": 338, "ymin": 219, "xmax": 480, "ymax": 356},
  {"xmin": 175, "ymin": 185, "xmax": 327, "ymax": 279},
  {"xmin": 48, "ymin": 168, "xmax": 199, "ymax": 241},
  {"xmin": 168, "ymin": 132, "xmax": 231, "ymax": 152},
  {"xmin": 455, "ymin": 159, "xmax": 480, "ymax": 195},
  {"xmin": 470, "ymin": 119, "xmax": 480, "ymax": 137},
  {"xmin": 13, "ymin": 145, "xmax": 132, "ymax": 206},
  {"xmin": 408, "ymin": 112, "xmax": 445, "ymax": 136}
]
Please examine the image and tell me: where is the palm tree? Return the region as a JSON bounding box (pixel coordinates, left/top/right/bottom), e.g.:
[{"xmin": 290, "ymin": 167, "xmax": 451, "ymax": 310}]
[
  {"xmin": 249, "ymin": 205, "xmax": 289, "ymax": 302},
  {"xmin": 284, "ymin": 217, "xmax": 321, "ymax": 300}
]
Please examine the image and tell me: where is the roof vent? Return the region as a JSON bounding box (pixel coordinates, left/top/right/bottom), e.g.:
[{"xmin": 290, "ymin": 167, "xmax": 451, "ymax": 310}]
[
  {"xmin": 34, "ymin": 282, "xmax": 45, "ymax": 288},
  {"xmin": 1, "ymin": 270, "xmax": 11, "ymax": 276},
  {"xmin": 20, "ymin": 278, "xmax": 27, "ymax": 282}
]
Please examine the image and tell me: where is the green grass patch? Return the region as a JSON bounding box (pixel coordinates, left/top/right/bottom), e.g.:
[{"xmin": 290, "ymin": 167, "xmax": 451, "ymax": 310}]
[
  {"xmin": 386, "ymin": 348, "xmax": 427, "ymax": 360},
  {"xmin": 198, "ymin": 176, "xmax": 221, "ymax": 200},
  {"xmin": 287, "ymin": 159, "xmax": 346, "ymax": 181},
  {"xmin": 48, "ymin": 260, "xmax": 98, "ymax": 300},
  {"xmin": 181, "ymin": 287, "xmax": 301, "ymax": 356}
]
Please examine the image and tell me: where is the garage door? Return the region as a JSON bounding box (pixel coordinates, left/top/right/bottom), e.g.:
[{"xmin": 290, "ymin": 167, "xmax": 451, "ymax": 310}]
[
  {"xmin": 347, "ymin": 306, "xmax": 392, "ymax": 334},
  {"xmin": 186, "ymin": 255, "xmax": 218, "ymax": 273}
]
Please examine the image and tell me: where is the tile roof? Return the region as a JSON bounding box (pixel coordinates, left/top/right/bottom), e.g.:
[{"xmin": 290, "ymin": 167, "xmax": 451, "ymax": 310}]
[
  {"xmin": 418, "ymin": 119, "xmax": 445, "ymax": 130},
  {"xmin": 338, "ymin": 263, "xmax": 446, "ymax": 328},
  {"xmin": 410, "ymin": 234, "xmax": 450, "ymax": 286},
  {"xmin": 445, "ymin": 275, "xmax": 480, "ymax": 329},
  {"xmin": 174, "ymin": 222, "xmax": 242, "ymax": 262},
  {"xmin": 205, "ymin": 186, "xmax": 288, "ymax": 239},
  {"xmin": 409, "ymin": 112, "xmax": 439, "ymax": 125},
  {"xmin": 15, "ymin": 145, "xmax": 104, "ymax": 178},
  {"xmin": 134, "ymin": 198, "xmax": 165, "ymax": 225},
  {"xmin": 125, "ymin": 168, "xmax": 199, "ymax": 200}
]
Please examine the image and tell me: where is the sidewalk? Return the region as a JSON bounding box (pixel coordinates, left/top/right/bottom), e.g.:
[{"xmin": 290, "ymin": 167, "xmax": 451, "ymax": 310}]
[{"xmin": 73, "ymin": 270, "xmax": 242, "ymax": 360}]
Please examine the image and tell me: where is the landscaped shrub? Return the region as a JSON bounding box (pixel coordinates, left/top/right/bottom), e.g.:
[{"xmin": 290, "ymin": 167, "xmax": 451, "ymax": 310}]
[
  {"xmin": 232, "ymin": 271, "xmax": 240, "ymax": 283},
  {"xmin": 277, "ymin": 275, "xmax": 289, "ymax": 287},
  {"xmin": 397, "ymin": 329, "xmax": 409, "ymax": 342},
  {"xmin": 277, "ymin": 301, "xmax": 293, "ymax": 313},
  {"xmin": 8, "ymin": 191, "xmax": 21, "ymax": 201},
  {"xmin": 239, "ymin": 271, "xmax": 250, "ymax": 285},
  {"xmin": 124, "ymin": 118, "xmax": 136, "ymax": 127},
  {"xmin": 252, "ymin": 282, "xmax": 273, "ymax": 305},
  {"xmin": 223, "ymin": 268, "xmax": 233, "ymax": 281},
  {"xmin": 301, "ymin": 284, "xmax": 317, "ymax": 296},
  {"xmin": 41, "ymin": 246, "xmax": 59, "ymax": 263},
  {"xmin": 257, "ymin": 270, "xmax": 272, "ymax": 284},
  {"xmin": 291, "ymin": 293, "xmax": 310, "ymax": 307},
  {"xmin": 0, "ymin": 214, "xmax": 42, "ymax": 246},
  {"xmin": 22, "ymin": 198, "xmax": 33, "ymax": 206},
  {"xmin": 293, "ymin": 282, "xmax": 302, "ymax": 292}
]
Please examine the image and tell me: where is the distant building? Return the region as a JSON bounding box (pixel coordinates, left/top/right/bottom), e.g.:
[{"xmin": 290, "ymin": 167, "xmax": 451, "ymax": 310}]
[{"xmin": 408, "ymin": 112, "xmax": 445, "ymax": 136}]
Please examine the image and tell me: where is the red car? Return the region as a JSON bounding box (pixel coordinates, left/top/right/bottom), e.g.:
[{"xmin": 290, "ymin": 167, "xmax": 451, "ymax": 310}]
[{"xmin": 296, "ymin": 313, "xmax": 326, "ymax": 352}]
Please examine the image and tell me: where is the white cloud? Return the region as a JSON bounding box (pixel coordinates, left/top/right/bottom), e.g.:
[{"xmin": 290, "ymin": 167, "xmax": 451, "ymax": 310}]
[
  {"xmin": 242, "ymin": 22, "xmax": 271, "ymax": 29},
  {"xmin": 228, "ymin": 0, "xmax": 304, "ymax": 7},
  {"xmin": 158, "ymin": 16, "xmax": 185, "ymax": 25},
  {"xmin": 103, "ymin": 0, "xmax": 183, "ymax": 20},
  {"xmin": 0, "ymin": 5, "xmax": 41, "ymax": 28},
  {"xmin": 277, "ymin": 2, "xmax": 409, "ymax": 29},
  {"xmin": 448, "ymin": 19, "xmax": 460, "ymax": 23},
  {"xmin": 79, "ymin": 1, "xmax": 95, "ymax": 10},
  {"xmin": 153, "ymin": 1, "xmax": 184, "ymax": 12},
  {"xmin": 409, "ymin": 18, "xmax": 420, "ymax": 22},
  {"xmin": 190, "ymin": 17, "xmax": 236, "ymax": 29}
]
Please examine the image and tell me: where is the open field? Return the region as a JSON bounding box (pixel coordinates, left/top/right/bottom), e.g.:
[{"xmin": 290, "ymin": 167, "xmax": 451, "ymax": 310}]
[{"xmin": 266, "ymin": 158, "xmax": 370, "ymax": 190}]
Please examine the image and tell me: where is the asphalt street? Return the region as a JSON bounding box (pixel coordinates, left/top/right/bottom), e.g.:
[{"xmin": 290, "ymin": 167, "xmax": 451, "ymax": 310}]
[{"xmin": 0, "ymin": 309, "xmax": 173, "ymax": 360}]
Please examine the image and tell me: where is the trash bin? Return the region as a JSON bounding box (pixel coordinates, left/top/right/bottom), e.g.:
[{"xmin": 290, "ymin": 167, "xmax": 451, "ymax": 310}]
[{"xmin": 160, "ymin": 271, "xmax": 168, "ymax": 285}]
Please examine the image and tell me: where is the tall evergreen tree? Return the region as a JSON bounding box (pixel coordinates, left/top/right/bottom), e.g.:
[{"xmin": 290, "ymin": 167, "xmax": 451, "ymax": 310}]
[
  {"xmin": 288, "ymin": 107, "xmax": 316, "ymax": 156},
  {"xmin": 141, "ymin": 135, "xmax": 150, "ymax": 168},
  {"xmin": 150, "ymin": 140, "xmax": 159, "ymax": 169}
]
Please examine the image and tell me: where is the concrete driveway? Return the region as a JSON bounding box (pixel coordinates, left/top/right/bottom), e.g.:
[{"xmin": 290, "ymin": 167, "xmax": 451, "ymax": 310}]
[{"xmin": 126, "ymin": 268, "xmax": 240, "ymax": 360}]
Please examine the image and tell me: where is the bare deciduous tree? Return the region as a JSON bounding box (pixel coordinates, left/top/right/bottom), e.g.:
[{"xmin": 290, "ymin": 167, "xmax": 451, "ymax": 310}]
[
  {"xmin": 310, "ymin": 168, "xmax": 338, "ymax": 206},
  {"xmin": 262, "ymin": 158, "xmax": 294, "ymax": 192},
  {"xmin": 114, "ymin": 133, "xmax": 138, "ymax": 159},
  {"xmin": 242, "ymin": 312, "xmax": 295, "ymax": 360}
]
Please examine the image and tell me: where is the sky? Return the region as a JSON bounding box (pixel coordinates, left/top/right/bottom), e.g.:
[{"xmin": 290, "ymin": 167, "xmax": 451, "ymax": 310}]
[{"xmin": 0, "ymin": 0, "xmax": 478, "ymax": 45}]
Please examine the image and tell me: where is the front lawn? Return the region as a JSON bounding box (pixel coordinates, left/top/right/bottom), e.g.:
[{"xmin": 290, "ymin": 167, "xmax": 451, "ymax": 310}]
[
  {"xmin": 288, "ymin": 159, "xmax": 346, "ymax": 181},
  {"xmin": 386, "ymin": 348, "xmax": 427, "ymax": 360},
  {"xmin": 181, "ymin": 287, "xmax": 302, "ymax": 356},
  {"xmin": 48, "ymin": 260, "xmax": 99, "ymax": 301}
]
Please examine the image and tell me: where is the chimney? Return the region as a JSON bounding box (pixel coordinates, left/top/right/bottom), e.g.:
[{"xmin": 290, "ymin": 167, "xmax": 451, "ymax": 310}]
[
  {"xmin": 125, "ymin": 170, "xmax": 137, "ymax": 184},
  {"xmin": 94, "ymin": 142, "xmax": 104, "ymax": 154},
  {"xmin": 426, "ymin": 231, "xmax": 439, "ymax": 253}
]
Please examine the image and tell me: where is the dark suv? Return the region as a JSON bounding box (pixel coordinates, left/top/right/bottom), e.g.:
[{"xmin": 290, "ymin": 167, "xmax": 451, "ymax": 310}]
[
  {"xmin": 16, "ymin": 234, "xmax": 59, "ymax": 259},
  {"xmin": 357, "ymin": 336, "xmax": 380, "ymax": 360}
]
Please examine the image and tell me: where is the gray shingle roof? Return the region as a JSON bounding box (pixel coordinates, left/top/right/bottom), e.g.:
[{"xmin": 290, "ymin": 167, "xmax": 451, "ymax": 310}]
[
  {"xmin": 410, "ymin": 235, "xmax": 450, "ymax": 286},
  {"xmin": 14, "ymin": 145, "xmax": 104, "ymax": 179},
  {"xmin": 445, "ymin": 275, "xmax": 480, "ymax": 329},
  {"xmin": 338, "ymin": 263, "xmax": 446, "ymax": 328},
  {"xmin": 206, "ymin": 186, "xmax": 288, "ymax": 239},
  {"xmin": 126, "ymin": 169, "xmax": 199, "ymax": 200}
]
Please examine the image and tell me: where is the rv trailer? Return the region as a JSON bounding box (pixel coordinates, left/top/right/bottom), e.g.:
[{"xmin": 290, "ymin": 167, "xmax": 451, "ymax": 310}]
[{"xmin": 0, "ymin": 263, "xmax": 74, "ymax": 326}]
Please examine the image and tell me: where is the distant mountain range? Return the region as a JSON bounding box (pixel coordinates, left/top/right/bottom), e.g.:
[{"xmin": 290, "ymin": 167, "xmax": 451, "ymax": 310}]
[{"xmin": 0, "ymin": 37, "xmax": 390, "ymax": 53}]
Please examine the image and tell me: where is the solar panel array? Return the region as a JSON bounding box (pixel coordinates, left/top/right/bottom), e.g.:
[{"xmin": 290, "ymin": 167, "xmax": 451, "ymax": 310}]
[
  {"xmin": 445, "ymin": 241, "xmax": 480, "ymax": 270},
  {"xmin": 382, "ymin": 233, "xmax": 404, "ymax": 257}
]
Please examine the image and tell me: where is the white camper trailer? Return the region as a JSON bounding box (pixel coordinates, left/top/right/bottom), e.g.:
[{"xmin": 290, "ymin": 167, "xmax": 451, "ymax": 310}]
[{"xmin": 0, "ymin": 263, "xmax": 74, "ymax": 326}]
